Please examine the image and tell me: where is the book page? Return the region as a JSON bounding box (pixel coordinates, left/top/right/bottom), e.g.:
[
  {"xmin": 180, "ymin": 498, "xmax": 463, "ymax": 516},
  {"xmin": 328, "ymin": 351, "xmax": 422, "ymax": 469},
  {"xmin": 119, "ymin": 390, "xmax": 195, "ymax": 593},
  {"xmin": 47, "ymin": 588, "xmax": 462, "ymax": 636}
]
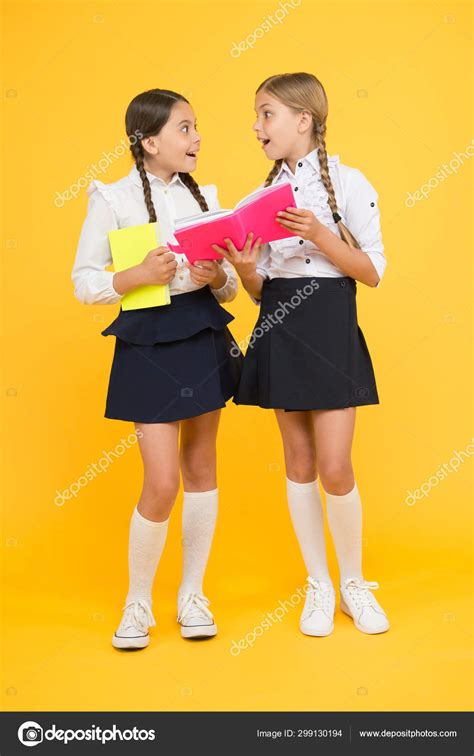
[
  {"xmin": 234, "ymin": 182, "xmax": 291, "ymax": 210},
  {"xmin": 174, "ymin": 208, "xmax": 232, "ymax": 231}
]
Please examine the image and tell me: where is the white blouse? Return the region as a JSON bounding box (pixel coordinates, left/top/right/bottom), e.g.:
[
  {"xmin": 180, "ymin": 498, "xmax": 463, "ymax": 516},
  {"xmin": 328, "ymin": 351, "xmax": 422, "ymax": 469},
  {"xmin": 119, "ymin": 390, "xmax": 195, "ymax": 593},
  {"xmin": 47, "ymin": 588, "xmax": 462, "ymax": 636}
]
[
  {"xmin": 252, "ymin": 149, "xmax": 387, "ymax": 297},
  {"xmin": 72, "ymin": 165, "xmax": 238, "ymax": 305}
]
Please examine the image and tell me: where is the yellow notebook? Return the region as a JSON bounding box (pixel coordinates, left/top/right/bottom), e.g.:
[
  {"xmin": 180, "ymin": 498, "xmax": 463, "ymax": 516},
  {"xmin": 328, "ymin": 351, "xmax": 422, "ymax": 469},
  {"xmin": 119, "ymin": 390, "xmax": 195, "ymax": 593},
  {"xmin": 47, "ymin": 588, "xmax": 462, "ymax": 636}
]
[{"xmin": 108, "ymin": 222, "xmax": 171, "ymax": 311}]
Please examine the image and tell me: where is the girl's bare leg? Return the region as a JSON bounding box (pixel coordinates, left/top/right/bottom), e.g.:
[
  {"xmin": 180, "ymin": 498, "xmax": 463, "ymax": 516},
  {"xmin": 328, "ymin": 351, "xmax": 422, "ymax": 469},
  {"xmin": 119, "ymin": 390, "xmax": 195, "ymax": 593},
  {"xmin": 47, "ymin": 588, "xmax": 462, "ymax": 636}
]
[
  {"xmin": 311, "ymin": 407, "xmax": 356, "ymax": 496},
  {"xmin": 179, "ymin": 409, "xmax": 221, "ymax": 491},
  {"xmin": 274, "ymin": 409, "xmax": 317, "ymax": 482},
  {"xmin": 135, "ymin": 420, "xmax": 181, "ymax": 521}
]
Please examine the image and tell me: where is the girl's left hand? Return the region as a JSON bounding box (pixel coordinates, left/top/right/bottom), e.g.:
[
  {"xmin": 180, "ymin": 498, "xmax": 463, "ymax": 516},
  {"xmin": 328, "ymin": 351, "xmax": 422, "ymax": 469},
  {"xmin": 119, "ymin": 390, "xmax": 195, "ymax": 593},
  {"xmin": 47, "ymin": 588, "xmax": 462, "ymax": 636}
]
[
  {"xmin": 185, "ymin": 259, "xmax": 224, "ymax": 287},
  {"xmin": 276, "ymin": 207, "xmax": 325, "ymax": 244}
]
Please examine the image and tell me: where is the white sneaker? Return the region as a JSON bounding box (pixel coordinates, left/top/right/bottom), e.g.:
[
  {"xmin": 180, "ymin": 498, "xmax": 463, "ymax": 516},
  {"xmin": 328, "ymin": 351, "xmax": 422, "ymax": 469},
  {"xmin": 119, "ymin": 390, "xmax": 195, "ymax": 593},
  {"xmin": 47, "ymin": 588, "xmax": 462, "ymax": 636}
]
[
  {"xmin": 340, "ymin": 578, "xmax": 390, "ymax": 634},
  {"xmin": 177, "ymin": 592, "xmax": 217, "ymax": 639},
  {"xmin": 300, "ymin": 577, "xmax": 336, "ymax": 636},
  {"xmin": 112, "ymin": 599, "xmax": 156, "ymax": 649}
]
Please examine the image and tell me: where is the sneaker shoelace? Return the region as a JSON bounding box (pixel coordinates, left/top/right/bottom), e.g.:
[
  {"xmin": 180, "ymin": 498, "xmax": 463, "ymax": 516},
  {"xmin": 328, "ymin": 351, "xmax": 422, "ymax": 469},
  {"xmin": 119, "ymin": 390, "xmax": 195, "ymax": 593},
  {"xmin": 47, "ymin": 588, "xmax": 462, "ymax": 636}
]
[
  {"xmin": 306, "ymin": 577, "xmax": 334, "ymax": 614},
  {"xmin": 343, "ymin": 578, "xmax": 380, "ymax": 609},
  {"xmin": 120, "ymin": 599, "xmax": 156, "ymax": 633},
  {"xmin": 177, "ymin": 592, "xmax": 214, "ymax": 624}
]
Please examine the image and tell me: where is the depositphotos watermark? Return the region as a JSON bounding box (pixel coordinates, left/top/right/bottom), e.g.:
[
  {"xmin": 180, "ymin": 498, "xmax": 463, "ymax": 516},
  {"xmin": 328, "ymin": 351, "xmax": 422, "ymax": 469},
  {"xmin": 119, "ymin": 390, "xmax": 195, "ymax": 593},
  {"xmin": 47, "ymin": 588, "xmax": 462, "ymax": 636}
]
[
  {"xmin": 230, "ymin": 279, "xmax": 320, "ymax": 357},
  {"xmin": 404, "ymin": 139, "xmax": 474, "ymax": 207},
  {"xmin": 405, "ymin": 437, "xmax": 474, "ymax": 506},
  {"xmin": 53, "ymin": 129, "xmax": 143, "ymax": 207},
  {"xmin": 230, "ymin": 583, "xmax": 308, "ymax": 655},
  {"xmin": 54, "ymin": 430, "xmax": 143, "ymax": 507},
  {"xmin": 230, "ymin": 0, "xmax": 301, "ymax": 58},
  {"xmin": 17, "ymin": 720, "xmax": 155, "ymax": 746}
]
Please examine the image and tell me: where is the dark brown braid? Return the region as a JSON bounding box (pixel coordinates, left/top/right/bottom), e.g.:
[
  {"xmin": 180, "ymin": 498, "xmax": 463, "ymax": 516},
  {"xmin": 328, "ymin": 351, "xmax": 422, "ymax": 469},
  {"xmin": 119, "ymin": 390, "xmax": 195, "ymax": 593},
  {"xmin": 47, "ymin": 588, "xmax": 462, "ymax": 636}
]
[
  {"xmin": 125, "ymin": 88, "xmax": 208, "ymax": 222},
  {"xmin": 256, "ymin": 72, "xmax": 360, "ymax": 249},
  {"xmin": 132, "ymin": 144, "xmax": 157, "ymax": 222},
  {"xmin": 178, "ymin": 172, "xmax": 209, "ymax": 212}
]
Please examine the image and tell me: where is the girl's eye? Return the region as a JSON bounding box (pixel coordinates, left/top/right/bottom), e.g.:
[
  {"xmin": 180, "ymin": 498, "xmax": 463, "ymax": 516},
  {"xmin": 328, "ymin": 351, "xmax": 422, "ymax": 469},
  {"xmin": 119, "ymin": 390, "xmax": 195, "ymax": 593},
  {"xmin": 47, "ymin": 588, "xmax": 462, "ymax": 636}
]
[{"xmin": 264, "ymin": 111, "xmax": 272, "ymax": 118}]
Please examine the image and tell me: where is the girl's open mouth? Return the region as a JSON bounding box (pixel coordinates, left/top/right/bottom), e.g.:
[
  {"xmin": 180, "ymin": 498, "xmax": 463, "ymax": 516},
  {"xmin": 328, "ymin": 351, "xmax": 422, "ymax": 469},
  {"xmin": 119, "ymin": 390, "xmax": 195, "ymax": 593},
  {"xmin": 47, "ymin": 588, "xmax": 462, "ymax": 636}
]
[{"xmin": 186, "ymin": 152, "xmax": 197, "ymax": 157}]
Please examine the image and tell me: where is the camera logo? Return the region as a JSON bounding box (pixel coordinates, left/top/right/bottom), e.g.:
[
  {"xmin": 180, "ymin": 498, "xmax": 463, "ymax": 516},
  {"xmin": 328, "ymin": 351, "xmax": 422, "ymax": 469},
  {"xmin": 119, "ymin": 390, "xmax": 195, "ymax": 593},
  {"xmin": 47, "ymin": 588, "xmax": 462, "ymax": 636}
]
[
  {"xmin": 18, "ymin": 721, "xmax": 43, "ymax": 746},
  {"xmin": 16, "ymin": 720, "xmax": 157, "ymax": 746}
]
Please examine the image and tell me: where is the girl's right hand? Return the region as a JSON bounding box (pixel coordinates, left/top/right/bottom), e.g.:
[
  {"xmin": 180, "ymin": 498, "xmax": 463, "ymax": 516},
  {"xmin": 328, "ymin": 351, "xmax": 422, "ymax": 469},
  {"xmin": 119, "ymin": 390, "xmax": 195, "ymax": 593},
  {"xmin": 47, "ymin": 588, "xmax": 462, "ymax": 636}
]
[
  {"xmin": 211, "ymin": 232, "xmax": 262, "ymax": 280},
  {"xmin": 139, "ymin": 246, "xmax": 178, "ymax": 285}
]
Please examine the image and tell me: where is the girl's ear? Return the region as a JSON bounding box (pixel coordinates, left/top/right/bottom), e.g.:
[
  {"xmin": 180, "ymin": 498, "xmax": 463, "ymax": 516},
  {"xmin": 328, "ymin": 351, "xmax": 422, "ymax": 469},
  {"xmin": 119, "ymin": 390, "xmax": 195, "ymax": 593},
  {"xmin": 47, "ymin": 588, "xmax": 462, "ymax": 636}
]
[
  {"xmin": 297, "ymin": 110, "xmax": 313, "ymax": 135},
  {"xmin": 141, "ymin": 135, "xmax": 159, "ymax": 156}
]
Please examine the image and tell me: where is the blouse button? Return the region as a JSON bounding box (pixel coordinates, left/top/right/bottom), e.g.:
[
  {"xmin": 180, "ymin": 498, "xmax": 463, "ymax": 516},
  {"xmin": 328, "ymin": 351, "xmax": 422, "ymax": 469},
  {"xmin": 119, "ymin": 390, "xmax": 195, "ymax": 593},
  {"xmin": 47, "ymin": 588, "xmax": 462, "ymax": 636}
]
[
  {"xmin": 298, "ymin": 162, "xmax": 303, "ymax": 167},
  {"xmin": 370, "ymin": 202, "xmax": 375, "ymax": 207},
  {"xmin": 299, "ymin": 239, "xmax": 304, "ymax": 245},
  {"xmin": 305, "ymin": 258, "xmax": 311, "ymax": 264},
  {"xmin": 294, "ymin": 186, "xmax": 299, "ymax": 191}
]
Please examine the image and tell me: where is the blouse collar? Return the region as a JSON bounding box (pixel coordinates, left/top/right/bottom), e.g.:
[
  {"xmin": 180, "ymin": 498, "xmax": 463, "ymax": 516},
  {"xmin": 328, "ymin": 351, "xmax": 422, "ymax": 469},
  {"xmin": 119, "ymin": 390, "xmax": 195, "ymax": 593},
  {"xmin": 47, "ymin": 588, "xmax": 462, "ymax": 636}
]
[
  {"xmin": 128, "ymin": 164, "xmax": 186, "ymax": 189},
  {"xmin": 275, "ymin": 148, "xmax": 339, "ymax": 182}
]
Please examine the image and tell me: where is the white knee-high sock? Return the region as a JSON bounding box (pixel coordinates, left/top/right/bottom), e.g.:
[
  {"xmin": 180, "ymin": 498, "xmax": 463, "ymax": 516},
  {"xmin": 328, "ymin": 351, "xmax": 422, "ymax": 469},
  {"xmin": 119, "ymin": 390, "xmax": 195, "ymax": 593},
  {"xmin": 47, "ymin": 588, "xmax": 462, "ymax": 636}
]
[
  {"xmin": 125, "ymin": 505, "xmax": 169, "ymax": 606},
  {"xmin": 179, "ymin": 487, "xmax": 218, "ymax": 601},
  {"xmin": 324, "ymin": 481, "xmax": 364, "ymax": 583},
  {"xmin": 286, "ymin": 477, "xmax": 332, "ymax": 585}
]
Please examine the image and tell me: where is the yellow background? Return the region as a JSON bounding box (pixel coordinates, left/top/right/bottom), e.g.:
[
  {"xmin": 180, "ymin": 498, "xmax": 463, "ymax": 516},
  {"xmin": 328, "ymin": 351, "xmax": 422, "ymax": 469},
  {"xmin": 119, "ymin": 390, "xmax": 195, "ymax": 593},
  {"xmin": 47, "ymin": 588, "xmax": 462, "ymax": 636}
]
[{"xmin": 2, "ymin": 0, "xmax": 472, "ymax": 712}]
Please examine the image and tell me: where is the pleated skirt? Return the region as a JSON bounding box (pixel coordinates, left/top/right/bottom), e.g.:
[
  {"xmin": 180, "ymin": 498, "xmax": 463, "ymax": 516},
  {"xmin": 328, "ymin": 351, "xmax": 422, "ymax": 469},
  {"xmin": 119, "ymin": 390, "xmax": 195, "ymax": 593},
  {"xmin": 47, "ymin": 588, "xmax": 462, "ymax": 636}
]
[{"xmin": 233, "ymin": 276, "xmax": 379, "ymax": 411}]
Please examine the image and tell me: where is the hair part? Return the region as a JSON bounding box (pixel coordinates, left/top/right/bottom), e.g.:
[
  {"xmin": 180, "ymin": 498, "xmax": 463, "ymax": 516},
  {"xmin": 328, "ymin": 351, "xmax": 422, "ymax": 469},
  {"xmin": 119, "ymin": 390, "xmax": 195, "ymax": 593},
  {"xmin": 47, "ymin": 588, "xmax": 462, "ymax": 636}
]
[
  {"xmin": 125, "ymin": 89, "xmax": 209, "ymax": 222},
  {"xmin": 256, "ymin": 72, "xmax": 360, "ymax": 249}
]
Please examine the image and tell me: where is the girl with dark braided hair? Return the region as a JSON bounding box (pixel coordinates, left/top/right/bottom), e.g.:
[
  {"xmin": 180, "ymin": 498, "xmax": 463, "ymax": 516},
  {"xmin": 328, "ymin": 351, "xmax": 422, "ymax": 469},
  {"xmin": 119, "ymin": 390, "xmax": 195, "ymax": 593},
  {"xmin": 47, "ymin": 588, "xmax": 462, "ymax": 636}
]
[
  {"xmin": 72, "ymin": 89, "xmax": 244, "ymax": 649},
  {"xmin": 212, "ymin": 73, "xmax": 389, "ymax": 638}
]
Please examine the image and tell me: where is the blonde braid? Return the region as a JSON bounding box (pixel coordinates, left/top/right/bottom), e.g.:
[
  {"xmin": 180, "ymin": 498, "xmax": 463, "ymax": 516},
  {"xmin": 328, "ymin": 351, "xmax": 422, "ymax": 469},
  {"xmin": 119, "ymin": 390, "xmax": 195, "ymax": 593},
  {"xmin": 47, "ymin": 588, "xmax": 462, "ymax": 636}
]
[
  {"xmin": 314, "ymin": 123, "xmax": 360, "ymax": 249},
  {"xmin": 264, "ymin": 159, "xmax": 283, "ymax": 187}
]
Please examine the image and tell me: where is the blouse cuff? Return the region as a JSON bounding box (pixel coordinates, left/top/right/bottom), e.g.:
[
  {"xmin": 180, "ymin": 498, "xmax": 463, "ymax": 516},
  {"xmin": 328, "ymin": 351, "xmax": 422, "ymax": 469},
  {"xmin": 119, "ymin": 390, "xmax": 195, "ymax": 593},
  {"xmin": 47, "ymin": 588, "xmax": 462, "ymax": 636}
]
[
  {"xmin": 73, "ymin": 270, "xmax": 123, "ymax": 305},
  {"xmin": 209, "ymin": 269, "xmax": 237, "ymax": 303}
]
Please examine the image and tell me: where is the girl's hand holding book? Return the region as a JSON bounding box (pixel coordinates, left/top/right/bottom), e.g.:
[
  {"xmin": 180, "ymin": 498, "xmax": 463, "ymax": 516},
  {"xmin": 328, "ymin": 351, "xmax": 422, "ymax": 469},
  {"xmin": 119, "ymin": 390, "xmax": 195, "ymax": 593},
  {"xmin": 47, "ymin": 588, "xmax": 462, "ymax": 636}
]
[
  {"xmin": 185, "ymin": 259, "xmax": 226, "ymax": 289},
  {"xmin": 211, "ymin": 232, "xmax": 262, "ymax": 280},
  {"xmin": 276, "ymin": 207, "xmax": 325, "ymax": 244},
  {"xmin": 139, "ymin": 246, "xmax": 178, "ymax": 285}
]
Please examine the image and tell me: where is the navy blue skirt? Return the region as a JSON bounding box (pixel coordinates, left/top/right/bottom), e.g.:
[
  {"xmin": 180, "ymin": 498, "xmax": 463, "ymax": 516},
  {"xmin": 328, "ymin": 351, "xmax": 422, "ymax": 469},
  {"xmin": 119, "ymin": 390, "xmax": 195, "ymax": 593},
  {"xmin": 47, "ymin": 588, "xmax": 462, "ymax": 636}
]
[
  {"xmin": 233, "ymin": 276, "xmax": 379, "ymax": 411},
  {"xmin": 101, "ymin": 286, "xmax": 243, "ymax": 423}
]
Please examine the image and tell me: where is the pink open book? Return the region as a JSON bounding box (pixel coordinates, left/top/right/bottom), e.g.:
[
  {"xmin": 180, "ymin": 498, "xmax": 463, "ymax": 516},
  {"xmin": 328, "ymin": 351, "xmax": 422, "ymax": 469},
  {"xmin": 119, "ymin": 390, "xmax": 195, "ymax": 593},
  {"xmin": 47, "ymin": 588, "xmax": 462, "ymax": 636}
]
[{"xmin": 167, "ymin": 182, "xmax": 297, "ymax": 262}]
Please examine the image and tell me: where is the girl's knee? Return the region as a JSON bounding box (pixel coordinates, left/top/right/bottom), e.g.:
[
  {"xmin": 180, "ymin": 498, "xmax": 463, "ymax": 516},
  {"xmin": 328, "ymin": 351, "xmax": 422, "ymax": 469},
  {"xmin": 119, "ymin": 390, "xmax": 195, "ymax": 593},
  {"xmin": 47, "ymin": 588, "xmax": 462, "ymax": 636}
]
[
  {"xmin": 318, "ymin": 461, "xmax": 354, "ymax": 493},
  {"xmin": 284, "ymin": 447, "xmax": 317, "ymax": 482},
  {"xmin": 140, "ymin": 475, "xmax": 180, "ymax": 518},
  {"xmin": 180, "ymin": 449, "xmax": 216, "ymax": 490}
]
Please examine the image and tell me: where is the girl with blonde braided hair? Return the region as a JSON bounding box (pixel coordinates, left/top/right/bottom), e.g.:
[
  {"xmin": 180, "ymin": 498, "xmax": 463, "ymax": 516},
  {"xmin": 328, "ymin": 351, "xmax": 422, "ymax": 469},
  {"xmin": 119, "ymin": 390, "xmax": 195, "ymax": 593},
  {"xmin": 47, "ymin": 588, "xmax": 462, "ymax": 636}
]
[
  {"xmin": 213, "ymin": 72, "xmax": 390, "ymax": 637},
  {"xmin": 73, "ymin": 88, "xmax": 244, "ymax": 649}
]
